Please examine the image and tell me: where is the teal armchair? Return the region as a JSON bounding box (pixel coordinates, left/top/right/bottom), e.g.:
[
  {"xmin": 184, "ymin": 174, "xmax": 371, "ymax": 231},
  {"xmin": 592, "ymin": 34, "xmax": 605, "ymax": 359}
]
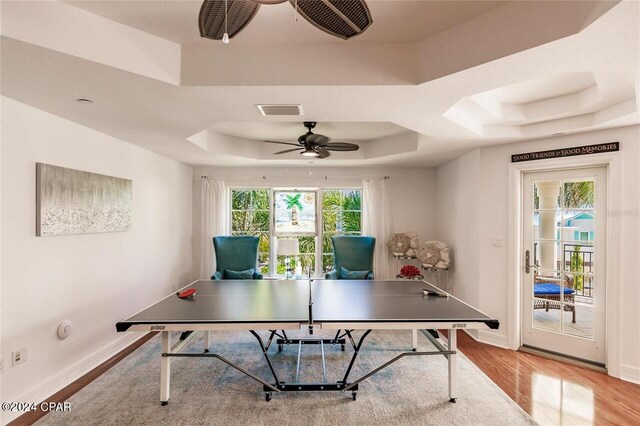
[
  {"xmin": 212, "ymin": 236, "xmax": 264, "ymax": 280},
  {"xmin": 325, "ymin": 236, "xmax": 375, "ymax": 280}
]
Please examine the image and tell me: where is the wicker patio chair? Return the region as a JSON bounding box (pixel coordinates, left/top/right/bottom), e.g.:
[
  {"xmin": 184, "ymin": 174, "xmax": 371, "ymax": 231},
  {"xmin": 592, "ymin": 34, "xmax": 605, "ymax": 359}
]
[{"xmin": 533, "ymin": 273, "xmax": 576, "ymax": 323}]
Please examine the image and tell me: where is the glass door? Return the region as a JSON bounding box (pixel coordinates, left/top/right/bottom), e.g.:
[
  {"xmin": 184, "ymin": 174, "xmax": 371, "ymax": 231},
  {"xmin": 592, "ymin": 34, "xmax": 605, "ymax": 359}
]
[{"xmin": 522, "ymin": 167, "xmax": 606, "ymax": 364}]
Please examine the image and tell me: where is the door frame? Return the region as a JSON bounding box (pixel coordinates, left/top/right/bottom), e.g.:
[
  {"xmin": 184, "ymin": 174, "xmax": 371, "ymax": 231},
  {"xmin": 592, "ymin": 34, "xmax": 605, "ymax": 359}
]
[
  {"xmin": 521, "ymin": 167, "xmax": 606, "ymax": 363},
  {"xmin": 507, "ymin": 152, "xmax": 622, "ymax": 377}
]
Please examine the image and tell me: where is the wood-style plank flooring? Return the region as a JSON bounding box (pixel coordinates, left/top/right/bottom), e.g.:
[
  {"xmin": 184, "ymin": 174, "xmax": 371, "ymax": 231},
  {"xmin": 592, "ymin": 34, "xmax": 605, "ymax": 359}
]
[
  {"xmin": 9, "ymin": 330, "xmax": 640, "ymax": 425},
  {"xmin": 456, "ymin": 331, "xmax": 640, "ymax": 425}
]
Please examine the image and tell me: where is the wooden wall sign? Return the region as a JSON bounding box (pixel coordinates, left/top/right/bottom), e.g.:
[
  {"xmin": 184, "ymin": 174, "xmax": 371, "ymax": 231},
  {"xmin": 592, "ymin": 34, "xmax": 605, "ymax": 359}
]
[{"xmin": 511, "ymin": 142, "xmax": 619, "ymax": 163}]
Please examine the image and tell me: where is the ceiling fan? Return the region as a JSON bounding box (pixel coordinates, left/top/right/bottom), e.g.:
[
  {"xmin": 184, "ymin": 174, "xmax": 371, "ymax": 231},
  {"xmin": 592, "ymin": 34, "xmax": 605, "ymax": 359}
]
[
  {"xmin": 199, "ymin": 0, "xmax": 372, "ymax": 42},
  {"xmin": 264, "ymin": 122, "xmax": 360, "ymax": 158}
]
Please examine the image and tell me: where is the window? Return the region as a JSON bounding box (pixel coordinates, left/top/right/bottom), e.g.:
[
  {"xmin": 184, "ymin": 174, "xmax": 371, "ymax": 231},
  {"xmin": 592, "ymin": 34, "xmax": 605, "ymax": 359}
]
[
  {"xmin": 276, "ymin": 236, "xmax": 316, "ymax": 276},
  {"xmin": 322, "ymin": 189, "xmax": 362, "ymax": 272},
  {"xmin": 231, "ymin": 189, "xmax": 270, "ymax": 273},
  {"xmin": 230, "ymin": 188, "xmax": 362, "ymax": 276}
]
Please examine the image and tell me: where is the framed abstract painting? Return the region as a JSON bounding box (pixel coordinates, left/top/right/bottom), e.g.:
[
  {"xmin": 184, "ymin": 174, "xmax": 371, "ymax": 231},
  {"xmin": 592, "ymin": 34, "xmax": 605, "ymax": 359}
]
[{"xmin": 36, "ymin": 163, "xmax": 132, "ymax": 236}]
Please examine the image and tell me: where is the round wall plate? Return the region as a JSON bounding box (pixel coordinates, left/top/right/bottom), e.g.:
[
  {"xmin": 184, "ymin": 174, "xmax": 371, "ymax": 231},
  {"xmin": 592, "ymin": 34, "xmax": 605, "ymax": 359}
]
[{"xmin": 57, "ymin": 320, "xmax": 72, "ymax": 340}]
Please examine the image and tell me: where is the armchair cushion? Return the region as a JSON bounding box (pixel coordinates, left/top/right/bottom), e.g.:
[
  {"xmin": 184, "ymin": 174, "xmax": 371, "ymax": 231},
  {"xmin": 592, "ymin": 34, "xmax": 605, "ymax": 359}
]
[
  {"xmin": 224, "ymin": 268, "xmax": 256, "ymax": 280},
  {"xmin": 340, "ymin": 267, "xmax": 371, "ymax": 280},
  {"xmin": 325, "ymin": 269, "xmax": 338, "ymax": 279},
  {"xmin": 534, "ymin": 283, "xmax": 575, "ymax": 295}
]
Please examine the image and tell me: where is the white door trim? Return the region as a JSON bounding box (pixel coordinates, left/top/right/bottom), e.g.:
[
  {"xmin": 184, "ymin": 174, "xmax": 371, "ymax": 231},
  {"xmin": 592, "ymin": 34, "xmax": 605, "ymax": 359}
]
[{"xmin": 507, "ymin": 152, "xmax": 622, "ymax": 377}]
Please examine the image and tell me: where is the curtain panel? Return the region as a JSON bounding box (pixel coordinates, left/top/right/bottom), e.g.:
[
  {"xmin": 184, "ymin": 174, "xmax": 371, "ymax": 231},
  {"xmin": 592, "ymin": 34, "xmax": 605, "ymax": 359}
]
[
  {"xmin": 200, "ymin": 179, "xmax": 228, "ymax": 279},
  {"xmin": 362, "ymin": 179, "xmax": 390, "ymax": 279}
]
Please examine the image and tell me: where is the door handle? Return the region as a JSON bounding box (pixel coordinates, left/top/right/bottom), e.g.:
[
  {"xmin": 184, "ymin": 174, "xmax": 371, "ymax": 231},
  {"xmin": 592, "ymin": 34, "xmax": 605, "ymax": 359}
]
[{"xmin": 524, "ymin": 250, "xmax": 539, "ymax": 274}]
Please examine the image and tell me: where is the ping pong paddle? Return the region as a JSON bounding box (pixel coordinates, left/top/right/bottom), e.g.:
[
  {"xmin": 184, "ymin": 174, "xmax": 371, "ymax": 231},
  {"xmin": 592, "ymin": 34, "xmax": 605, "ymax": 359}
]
[
  {"xmin": 177, "ymin": 288, "xmax": 196, "ymax": 298},
  {"xmin": 423, "ymin": 288, "xmax": 448, "ymax": 297}
]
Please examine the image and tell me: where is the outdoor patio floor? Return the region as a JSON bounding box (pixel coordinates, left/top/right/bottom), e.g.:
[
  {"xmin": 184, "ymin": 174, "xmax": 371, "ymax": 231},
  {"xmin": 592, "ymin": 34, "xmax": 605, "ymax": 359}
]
[{"xmin": 533, "ymin": 299, "xmax": 594, "ymax": 339}]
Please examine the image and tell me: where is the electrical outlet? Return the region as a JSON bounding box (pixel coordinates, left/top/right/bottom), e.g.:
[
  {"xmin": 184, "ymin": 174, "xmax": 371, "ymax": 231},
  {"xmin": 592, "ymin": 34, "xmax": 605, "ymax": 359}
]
[
  {"xmin": 491, "ymin": 238, "xmax": 503, "ymax": 247},
  {"xmin": 12, "ymin": 348, "xmax": 27, "ymax": 366}
]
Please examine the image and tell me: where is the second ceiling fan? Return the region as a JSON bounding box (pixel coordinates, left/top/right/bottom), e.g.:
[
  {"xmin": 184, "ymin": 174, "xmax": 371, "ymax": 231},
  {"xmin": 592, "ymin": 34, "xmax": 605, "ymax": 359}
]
[{"xmin": 264, "ymin": 122, "xmax": 360, "ymax": 158}]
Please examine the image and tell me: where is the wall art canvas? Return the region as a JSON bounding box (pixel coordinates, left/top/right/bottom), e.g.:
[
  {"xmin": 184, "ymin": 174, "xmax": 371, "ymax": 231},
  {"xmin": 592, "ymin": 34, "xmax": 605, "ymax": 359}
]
[
  {"xmin": 274, "ymin": 190, "xmax": 317, "ymax": 235},
  {"xmin": 36, "ymin": 163, "xmax": 132, "ymax": 236}
]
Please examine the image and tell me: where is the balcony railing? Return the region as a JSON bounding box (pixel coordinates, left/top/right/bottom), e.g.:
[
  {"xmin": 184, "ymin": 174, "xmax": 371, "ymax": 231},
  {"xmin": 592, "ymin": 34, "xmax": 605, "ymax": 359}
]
[
  {"xmin": 564, "ymin": 244, "xmax": 593, "ymax": 298},
  {"xmin": 533, "ymin": 242, "xmax": 594, "ymax": 298}
]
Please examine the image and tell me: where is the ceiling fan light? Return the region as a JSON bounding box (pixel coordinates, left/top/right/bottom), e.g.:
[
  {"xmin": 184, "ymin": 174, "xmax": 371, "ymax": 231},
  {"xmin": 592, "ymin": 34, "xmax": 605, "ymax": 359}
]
[{"xmin": 301, "ymin": 149, "xmax": 320, "ymax": 158}]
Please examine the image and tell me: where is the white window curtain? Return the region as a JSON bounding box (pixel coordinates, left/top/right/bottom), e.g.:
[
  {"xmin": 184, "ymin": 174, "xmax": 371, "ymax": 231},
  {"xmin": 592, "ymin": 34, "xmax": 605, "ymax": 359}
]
[
  {"xmin": 362, "ymin": 179, "xmax": 390, "ymax": 279},
  {"xmin": 199, "ymin": 179, "xmax": 229, "ymax": 279}
]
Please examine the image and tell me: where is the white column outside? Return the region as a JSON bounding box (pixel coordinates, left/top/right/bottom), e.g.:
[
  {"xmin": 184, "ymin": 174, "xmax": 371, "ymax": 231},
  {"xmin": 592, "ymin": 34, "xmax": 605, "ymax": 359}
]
[{"xmin": 537, "ymin": 181, "xmax": 561, "ymax": 270}]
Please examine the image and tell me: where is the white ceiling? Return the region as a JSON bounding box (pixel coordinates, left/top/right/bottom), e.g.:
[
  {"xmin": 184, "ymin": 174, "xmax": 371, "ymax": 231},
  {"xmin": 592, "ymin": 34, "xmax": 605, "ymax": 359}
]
[
  {"xmin": 1, "ymin": 0, "xmax": 638, "ymax": 168},
  {"xmin": 64, "ymin": 0, "xmax": 506, "ymax": 45},
  {"xmin": 490, "ymin": 73, "xmax": 597, "ymax": 105},
  {"xmin": 212, "ymin": 121, "xmax": 406, "ymax": 142},
  {"xmin": 445, "ymin": 71, "xmax": 636, "ymax": 138}
]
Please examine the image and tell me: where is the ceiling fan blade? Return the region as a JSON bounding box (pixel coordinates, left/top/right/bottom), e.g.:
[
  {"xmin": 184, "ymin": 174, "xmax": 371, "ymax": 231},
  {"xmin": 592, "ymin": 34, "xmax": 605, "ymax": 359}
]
[
  {"xmin": 316, "ymin": 148, "xmax": 331, "ymax": 158},
  {"xmin": 305, "ymin": 133, "xmax": 329, "ymax": 145},
  {"xmin": 263, "ymin": 140, "xmax": 300, "ymax": 147},
  {"xmin": 274, "ymin": 147, "xmax": 303, "ymax": 155},
  {"xmin": 199, "ymin": 0, "xmax": 260, "ymax": 41},
  {"xmin": 288, "ymin": 0, "xmax": 373, "ymax": 40},
  {"xmin": 323, "ymin": 142, "xmax": 360, "ymax": 151}
]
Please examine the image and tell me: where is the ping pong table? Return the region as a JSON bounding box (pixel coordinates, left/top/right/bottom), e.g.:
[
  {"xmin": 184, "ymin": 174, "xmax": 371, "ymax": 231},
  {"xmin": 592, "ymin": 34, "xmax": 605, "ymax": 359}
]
[{"xmin": 116, "ymin": 279, "xmax": 498, "ymax": 404}]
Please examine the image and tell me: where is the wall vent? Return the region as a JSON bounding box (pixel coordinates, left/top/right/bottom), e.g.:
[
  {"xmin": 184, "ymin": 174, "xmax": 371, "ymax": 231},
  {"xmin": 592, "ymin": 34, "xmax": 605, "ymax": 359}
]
[{"xmin": 257, "ymin": 104, "xmax": 303, "ymax": 116}]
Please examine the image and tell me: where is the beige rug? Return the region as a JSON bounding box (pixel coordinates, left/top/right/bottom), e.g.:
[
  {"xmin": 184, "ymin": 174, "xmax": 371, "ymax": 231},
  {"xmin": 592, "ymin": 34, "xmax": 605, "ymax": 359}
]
[{"xmin": 37, "ymin": 330, "xmax": 536, "ymax": 425}]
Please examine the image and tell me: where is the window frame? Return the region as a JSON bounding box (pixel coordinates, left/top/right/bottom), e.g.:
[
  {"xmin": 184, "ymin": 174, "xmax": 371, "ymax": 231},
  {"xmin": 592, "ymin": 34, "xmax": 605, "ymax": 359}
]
[
  {"xmin": 229, "ymin": 187, "xmax": 273, "ymax": 275},
  {"xmin": 228, "ymin": 186, "xmax": 362, "ymax": 278},
  {"xmin": 320, "ymin": 188, "xmax": 363, "ymax": 275}
]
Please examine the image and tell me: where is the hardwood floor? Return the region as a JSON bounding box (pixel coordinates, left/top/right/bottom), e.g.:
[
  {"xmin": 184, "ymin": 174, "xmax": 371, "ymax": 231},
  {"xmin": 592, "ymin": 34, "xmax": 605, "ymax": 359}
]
[
  {"xmin": 456, "ymin": 331, "xmax": 640, "ymax": 425},
  {"xmin": 9, "ymin": 330, "xmax": 640, "ymax": 425}
]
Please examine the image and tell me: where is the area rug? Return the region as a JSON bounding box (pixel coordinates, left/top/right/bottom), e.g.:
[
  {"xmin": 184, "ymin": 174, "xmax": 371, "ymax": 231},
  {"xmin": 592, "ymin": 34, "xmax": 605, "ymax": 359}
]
[{"xmin": 37, "ymin": 330, "xmax": 535, "ymax": 425}]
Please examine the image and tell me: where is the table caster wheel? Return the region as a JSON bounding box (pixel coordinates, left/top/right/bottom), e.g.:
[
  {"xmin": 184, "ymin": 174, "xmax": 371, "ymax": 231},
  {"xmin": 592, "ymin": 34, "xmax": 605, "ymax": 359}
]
[
  {"xmin": 449, "ymin": 398, "xmax": 457, "ymax": 403},
  {"xmin": 278, "ymin": 344, "xmax": 283, "ymax": 352},
  {"xmin": 352, "ymin": 392, "xmax": 357, "ymax": 401},
  {"xmin": 161, "ymin": 401, "xmax": 168, "ymax": 406},
  {"xmin": 341, "ymin": 344, "xmax": 346, "ymax": 351},
  {"xmin": 265, "ymin": 393, "xmax": 272, "ymax": 402}
]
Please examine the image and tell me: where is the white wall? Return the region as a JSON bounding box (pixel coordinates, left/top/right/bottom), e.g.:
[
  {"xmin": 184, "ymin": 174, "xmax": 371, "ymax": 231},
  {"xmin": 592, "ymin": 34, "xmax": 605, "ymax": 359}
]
[
  {"xmin": 436, "ymin": 125, "xmax": 640, "ymax": 382},
  {"xmin": 436, "ymin": 149, "xmax": 481, "ymax": 310},
  {"xmin": 191, "ymin": 166, "xmax": 437, "ymax": 280},
  {"xmin": 0, "ymin": 97, "xmax": 193, "ymax": 422}
]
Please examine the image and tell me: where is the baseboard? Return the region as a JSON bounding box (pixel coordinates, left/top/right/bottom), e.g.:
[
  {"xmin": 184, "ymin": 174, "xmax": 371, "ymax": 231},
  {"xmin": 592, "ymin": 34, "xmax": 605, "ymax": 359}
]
[
  {"xmin": 471, "ymin": 330, "xmax": 510, "ymax": 349},
  {"xmin": 2, "ymin": 332, "xmax": 147, "ymax": 425},
  {"xmin": 620, "ymin": 364, "xmax": 640, "ymax": 385}
]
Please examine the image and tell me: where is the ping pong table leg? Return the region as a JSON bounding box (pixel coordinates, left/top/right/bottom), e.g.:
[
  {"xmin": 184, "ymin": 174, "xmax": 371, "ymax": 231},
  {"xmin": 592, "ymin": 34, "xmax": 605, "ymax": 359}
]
[
  {"xmin": 447, "ymin": 329, "xmax": 457, "ymax": 403},
  {"xmin": 412, "ymin": 329, "xmax": 418, "ymax": 351},
  {"xmin": 203, "ymin": 330, "xmax": 211, "ymax": 353},
  {"xmin": 160, "ymin": 331, "xmax": 171, "ymax": 405}
]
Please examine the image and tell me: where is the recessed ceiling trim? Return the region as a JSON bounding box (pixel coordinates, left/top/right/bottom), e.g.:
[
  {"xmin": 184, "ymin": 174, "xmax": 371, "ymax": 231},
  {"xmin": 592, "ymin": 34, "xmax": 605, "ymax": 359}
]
[{"xmin": 256, "ymin": 104, "xmax": 304, "ymax": 116}]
